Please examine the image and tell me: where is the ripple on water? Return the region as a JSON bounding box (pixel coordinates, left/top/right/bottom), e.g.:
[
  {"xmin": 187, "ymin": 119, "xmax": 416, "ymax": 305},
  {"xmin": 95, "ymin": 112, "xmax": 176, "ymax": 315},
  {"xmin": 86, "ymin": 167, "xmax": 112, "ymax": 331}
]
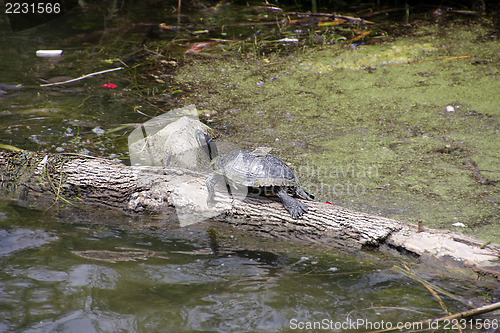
[
  {"xmin": 23, "ymin": 310, "xmax": 137, "ymax": 333},
  {"xmin": 67, "ymin": 264, "xmax": 119, "ymax": 289}
]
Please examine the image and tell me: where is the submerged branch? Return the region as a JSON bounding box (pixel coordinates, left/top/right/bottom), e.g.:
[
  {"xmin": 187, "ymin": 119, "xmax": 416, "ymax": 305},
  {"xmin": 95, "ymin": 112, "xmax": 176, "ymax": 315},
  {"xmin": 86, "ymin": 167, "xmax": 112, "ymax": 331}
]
[
  {"xmin": 368, "ymin": 301, "xmax": 500, "ymax": 333},
  {"xmin": 40, "ymin": 67, "xmax": 124, "ymax": 87},
  {"xmin": 285, "ymin": 11, "xmax": 375, "ymax": 24}
]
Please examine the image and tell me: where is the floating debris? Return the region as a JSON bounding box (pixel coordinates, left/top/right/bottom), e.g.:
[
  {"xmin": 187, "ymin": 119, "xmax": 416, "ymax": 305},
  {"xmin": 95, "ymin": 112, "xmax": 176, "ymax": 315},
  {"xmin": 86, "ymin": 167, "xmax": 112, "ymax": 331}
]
[
  {"xmin": 101, "ymin": 83, "xmax": 118, "ymax": 89},
  {"xmin": 36, "ymin": 49, "xmax": 63, "ymax": 57},
  {"xmin": 92, "ymin": 126, "xmax": 106, "ymax": 135},
  {"xmin": 185, "ymin": 42, "xmax": 215, "ymax": 54},
  {"xmin": 278, "ymin": 37, "xmax": 299, "ymax": 42}
]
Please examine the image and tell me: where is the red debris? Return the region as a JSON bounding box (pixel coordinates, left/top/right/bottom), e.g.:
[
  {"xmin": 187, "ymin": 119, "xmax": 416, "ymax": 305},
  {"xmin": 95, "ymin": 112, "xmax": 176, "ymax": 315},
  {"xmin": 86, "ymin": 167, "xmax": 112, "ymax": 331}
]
[
  {"xmin": 101, "ymin": 83, "xmax": 118, "ymax": 89},
  {"xmin": 159, "ymin": 23, "xmax": 183, "ymax": 31},
  {"xmin": 185, "ymin": 42, "xmax": 214, "ymax": 54}
]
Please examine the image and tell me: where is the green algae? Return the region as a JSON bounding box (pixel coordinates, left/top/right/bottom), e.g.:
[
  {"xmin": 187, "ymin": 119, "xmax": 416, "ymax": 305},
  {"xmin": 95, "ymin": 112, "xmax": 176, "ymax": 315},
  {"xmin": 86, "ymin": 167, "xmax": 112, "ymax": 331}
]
[
  {"xmin": 176, "ymin": 21, "xmax": 500, "ymax": 242},
  {"xmin": 300, "ymin": 42, "xmax": 439, "ymax": 72}
]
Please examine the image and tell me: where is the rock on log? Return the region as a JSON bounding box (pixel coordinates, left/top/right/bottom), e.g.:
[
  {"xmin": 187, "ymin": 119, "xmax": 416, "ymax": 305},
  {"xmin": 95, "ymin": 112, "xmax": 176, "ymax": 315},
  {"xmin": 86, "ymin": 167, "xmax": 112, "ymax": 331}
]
[{"xmin": 0, "ymin": 151, "xmax": 498, "ymax": 278}]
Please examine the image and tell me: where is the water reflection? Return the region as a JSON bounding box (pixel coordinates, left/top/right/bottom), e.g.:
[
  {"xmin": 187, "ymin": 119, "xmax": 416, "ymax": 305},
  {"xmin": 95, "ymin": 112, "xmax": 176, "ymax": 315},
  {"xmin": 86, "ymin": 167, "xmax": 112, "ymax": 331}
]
[
  {"xmin": 0, "ymin": 202, "xmax": 497, "ymax": 332},
  {"xmin": 0, "ymin": 228, "xmax": 58, "ymax": 256}
]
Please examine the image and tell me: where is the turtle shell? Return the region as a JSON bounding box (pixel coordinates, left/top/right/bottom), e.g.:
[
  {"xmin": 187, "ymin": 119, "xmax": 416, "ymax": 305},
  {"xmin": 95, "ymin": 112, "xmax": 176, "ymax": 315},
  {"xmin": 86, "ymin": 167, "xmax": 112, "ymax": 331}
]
[{"xmin": 213, "ymin": 149, "xmax": 298, "ymax": 187}]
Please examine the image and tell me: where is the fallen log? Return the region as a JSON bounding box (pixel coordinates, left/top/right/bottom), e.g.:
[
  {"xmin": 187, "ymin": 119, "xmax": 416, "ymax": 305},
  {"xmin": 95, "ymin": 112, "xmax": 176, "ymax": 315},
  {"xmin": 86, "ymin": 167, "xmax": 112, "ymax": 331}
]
[{"xmin": 0, "ymin": 150, "xmax": 499, "ymax": 278}]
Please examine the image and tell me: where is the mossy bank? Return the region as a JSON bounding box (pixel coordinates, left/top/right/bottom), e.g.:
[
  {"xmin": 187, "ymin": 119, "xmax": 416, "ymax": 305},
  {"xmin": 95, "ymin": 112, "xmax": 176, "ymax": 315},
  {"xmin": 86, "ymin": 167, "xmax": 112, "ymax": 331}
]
[{"xmin": 175, "ymin": 19, "xmax": 499, "ymax": 242}]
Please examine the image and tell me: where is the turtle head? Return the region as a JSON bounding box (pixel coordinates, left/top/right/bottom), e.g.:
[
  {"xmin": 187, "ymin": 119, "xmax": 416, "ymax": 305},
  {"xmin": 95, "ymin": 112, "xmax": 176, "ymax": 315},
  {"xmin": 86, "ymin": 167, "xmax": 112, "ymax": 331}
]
[{"xmin": 195, "ymin": 129, "xmax": 218, "ymax": 160}]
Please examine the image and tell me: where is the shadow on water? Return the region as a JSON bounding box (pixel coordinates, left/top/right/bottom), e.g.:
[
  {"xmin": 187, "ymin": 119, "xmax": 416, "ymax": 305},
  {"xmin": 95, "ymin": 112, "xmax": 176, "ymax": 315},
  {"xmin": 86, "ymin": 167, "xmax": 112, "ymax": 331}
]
[{"xmin": 0, "ymin": 1, "xmax": 499, "ymax": 332}]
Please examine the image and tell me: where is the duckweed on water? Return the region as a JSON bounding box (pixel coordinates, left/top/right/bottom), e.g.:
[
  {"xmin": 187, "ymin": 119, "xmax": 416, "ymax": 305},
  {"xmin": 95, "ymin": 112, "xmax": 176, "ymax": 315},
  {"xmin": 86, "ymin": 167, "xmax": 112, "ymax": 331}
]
[{"xmin": 177, "ymin": 20, "xmax": 500, "ymax": 242}]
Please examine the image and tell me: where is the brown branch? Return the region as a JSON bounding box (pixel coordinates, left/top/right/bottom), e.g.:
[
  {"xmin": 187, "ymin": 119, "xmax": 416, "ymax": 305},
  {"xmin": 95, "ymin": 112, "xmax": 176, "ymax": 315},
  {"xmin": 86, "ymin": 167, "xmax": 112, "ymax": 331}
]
[
  {"xmin": 158, "ymin": 11, "xmax": 373, "ymax": 33},
  {"xmin": 1, "ymin": 151, "xmax": 499, "ymax": 279},
  {"xmin": 285, "ymin": 11, "xmax": 375, "ymax": 24},
  {"xmin": 360, "ymin": 7, "xmax": 412, "ymax": 18}
]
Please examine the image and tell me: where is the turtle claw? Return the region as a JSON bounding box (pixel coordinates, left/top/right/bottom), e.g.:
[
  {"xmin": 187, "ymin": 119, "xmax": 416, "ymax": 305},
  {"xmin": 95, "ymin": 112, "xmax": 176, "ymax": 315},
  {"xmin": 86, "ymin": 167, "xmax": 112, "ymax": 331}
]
[
  {"xmin": 277, "ymin": 188, "xmax": 308, "ymax": 218},
  {"xmin": 295, "ymin": 186, "xmax": 314, "ymax": 201},
  {"xmin": 288, "ymin": 200, "xmax": 308, "ymax": 218}
]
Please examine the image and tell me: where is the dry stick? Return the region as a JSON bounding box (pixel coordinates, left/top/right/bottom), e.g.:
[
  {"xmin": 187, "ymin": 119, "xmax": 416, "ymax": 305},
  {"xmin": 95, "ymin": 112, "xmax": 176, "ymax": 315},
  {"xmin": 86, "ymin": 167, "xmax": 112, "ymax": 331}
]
[
  {"xmin": 161, "ymin": 13, "xmax": 371, "ymax": 32},
  {"xmin": 367, "ymin": 302, "xmax": 500, "ymax": 333},
  {"xmin": 420, "ymin": 282, "xmax": 465, "ymax": 333},
  {"xmin": 361, "ymin": 7, "xmax": 413, "ymax": 18},
  {"xmin": 40, "ymin": 67, "xmax": 124, "ymax": 87},
  {"xmin": 422, "ymin": 282, "xmax": 451, "ymax": 314},
  {"xmin": 177, "ymin": 0, "xmax": 181, "ymax": 24},
  {"xmin": 398, "ymin": 266, "xmax": 462, "ymax": 333},
  {"xmin": 214, "ymin": 17, "xmax": 317, "ymax": 30},
  {"xmin": 160, "ymin": 18, "xmax": 290, "ymax": 32},
  {"xmin": 393, "ymin": 266, "xmax": 468, "ymax": 305},
  {"xmin": 285, "ymin": 11, "xmax": 375, "ymax": 24},
  {"xmin": 373, "ymin": 266, "xmax": 499, "ymax": 333}
]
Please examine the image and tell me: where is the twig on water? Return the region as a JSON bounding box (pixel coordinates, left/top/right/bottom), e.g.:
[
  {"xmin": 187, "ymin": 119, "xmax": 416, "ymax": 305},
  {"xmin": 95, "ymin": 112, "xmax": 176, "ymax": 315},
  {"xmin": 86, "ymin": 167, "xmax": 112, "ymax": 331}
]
[
  {"xmin": 158, "ymin": 12, "xmax": 372, "ymax": 33},
  {"xmin": 285, "ymin": 11, "xmax": 375, "ymax": 24},
  {"xmin": 367, "ymin": 301, "xmax": 500, "ymax": 333},
  {"xmin": 369, "ymin": 266, "xmax": 500, "ymax": 333},
  {"xmin": 393, "ymin": 265, "xmax": 469, "ymax": 305},
  {"xmin": 40, "ymin": 67, "xmax": 124, "ymax": 87}
]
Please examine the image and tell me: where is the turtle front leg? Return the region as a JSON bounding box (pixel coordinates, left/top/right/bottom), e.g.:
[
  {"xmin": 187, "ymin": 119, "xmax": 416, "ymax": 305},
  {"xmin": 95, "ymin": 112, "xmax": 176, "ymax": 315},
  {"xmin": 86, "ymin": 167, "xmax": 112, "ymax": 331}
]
[
  {"xmin": 277, "ymin": 187, "xmax": 308, "ymax": 218},
  {"xmin": 206, "ymin": 173, "xmax": 223, "ymax": 205},
  {"xmin": 295, "ymin": 186, "xmax": 314, "ymax": 201}
]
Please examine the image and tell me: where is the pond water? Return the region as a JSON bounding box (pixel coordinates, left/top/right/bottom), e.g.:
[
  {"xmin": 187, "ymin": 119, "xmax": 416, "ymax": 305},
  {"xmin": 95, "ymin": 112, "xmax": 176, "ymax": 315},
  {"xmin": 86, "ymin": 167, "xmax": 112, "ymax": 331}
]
[{"xmin": 0, "ymin": 1, "xmax": 499, "ymax": 332}]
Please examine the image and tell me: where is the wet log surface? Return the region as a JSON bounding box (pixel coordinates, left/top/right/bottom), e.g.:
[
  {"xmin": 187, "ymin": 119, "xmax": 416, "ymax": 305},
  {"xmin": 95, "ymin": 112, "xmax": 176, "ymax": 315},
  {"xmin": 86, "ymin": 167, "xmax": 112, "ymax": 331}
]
[{"xmin": 1, "ymin": 151, "xmax": 499, "ymax": 278}]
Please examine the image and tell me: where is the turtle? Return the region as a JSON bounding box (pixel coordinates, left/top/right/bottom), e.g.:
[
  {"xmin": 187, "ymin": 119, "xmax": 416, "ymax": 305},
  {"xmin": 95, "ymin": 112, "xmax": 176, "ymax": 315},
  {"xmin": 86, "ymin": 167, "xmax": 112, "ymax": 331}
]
[{"xmin": 205, "ymin": 146, "xmax": 314, "ymax": 218}]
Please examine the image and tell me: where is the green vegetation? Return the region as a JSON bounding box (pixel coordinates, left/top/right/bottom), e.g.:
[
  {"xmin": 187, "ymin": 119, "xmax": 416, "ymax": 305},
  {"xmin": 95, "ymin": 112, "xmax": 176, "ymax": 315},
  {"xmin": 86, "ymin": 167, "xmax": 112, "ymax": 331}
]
[{"xmin": 176, "ymin": 21, "xmax": 500, "ymax": 241}]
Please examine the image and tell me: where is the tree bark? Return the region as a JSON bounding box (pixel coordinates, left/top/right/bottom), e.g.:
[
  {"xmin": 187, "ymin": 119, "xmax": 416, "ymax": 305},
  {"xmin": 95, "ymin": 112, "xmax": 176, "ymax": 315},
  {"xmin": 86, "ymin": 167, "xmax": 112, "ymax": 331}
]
[{"xmin": 1, "ymin": 151, "xmax": 498, "ymax": 278}]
